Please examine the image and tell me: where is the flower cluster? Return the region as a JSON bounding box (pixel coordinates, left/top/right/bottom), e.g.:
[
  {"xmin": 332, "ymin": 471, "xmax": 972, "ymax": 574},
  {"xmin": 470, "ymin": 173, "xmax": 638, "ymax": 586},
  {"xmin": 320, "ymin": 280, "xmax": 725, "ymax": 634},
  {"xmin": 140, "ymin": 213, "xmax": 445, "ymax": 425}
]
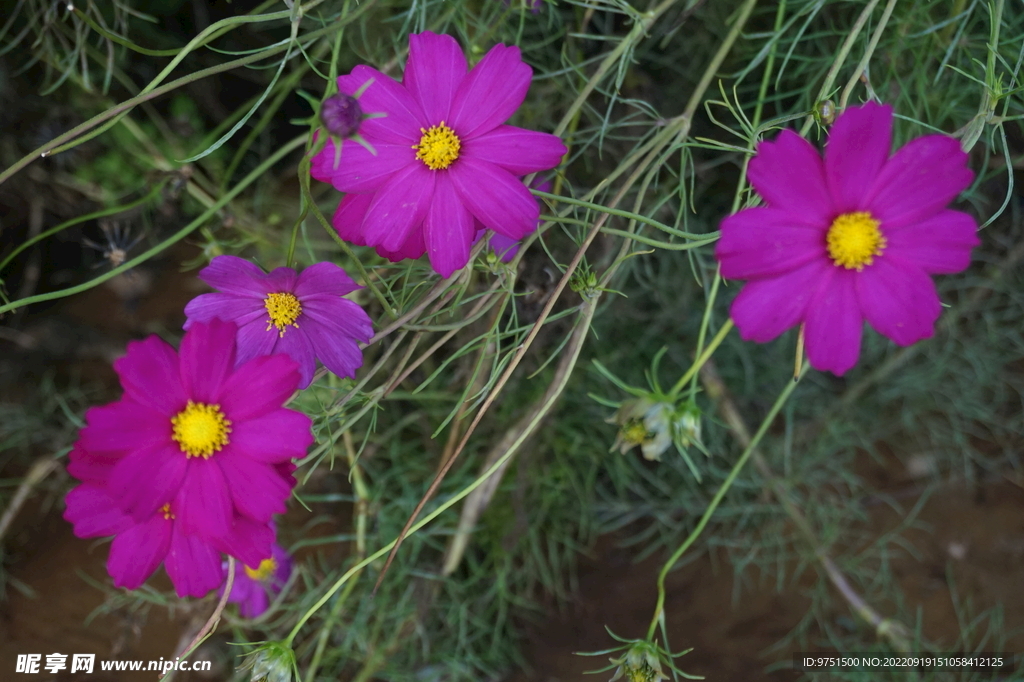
[
  {"xmin": 311, "ymin": 31, "xmax": 567, "ymax": 277},
  {"xmin": 64, "ymin": 320, "xmax": 313, "ymax": 597},
  {"xmin": 716, "ymin": 102, "xmax": 979, "ymax": 375}
]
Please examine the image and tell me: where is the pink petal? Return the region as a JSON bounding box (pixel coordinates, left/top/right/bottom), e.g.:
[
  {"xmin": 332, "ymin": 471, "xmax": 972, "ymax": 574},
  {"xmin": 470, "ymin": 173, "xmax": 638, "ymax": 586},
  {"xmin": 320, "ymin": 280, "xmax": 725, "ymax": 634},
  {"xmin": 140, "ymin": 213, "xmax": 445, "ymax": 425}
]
[
  {"xmin": 216, "ymin": 449, "xmax": 293, "ymax": 523},
  {"xmin": 423, "ymin": 174, "xmax": 476, "ymax": 276},
  {"xmin": 748, "ymin": 130, "xmax": 833, "ymax": 225},
  {"xmin": 64, "ymin": 484, "xmax": 133, "ymax": 538},
  {"xmin": 238, "ymin": 587, "xmax": 270, "ymax": 618},
  {"xmin": 228, "ymin": 409, "xmax": 313, "ymax": 462},
  {"xmin": 824, "ymin": 102, "xmax": 893, "ymax": 213},
  {"xmin": 884, "ymin": 209, "xmax": 979, "ymax": 274},
  {"xmin": 211, "ymin": 517, "xmax": 274, "ymax": 568},
  {"xmin": 405, "ymin": 32, "xmax": 466, "ymax": 123},
  {"xmin": 107, "ymin": 514, "xmax": 171, "ymax": 590},
  {"xmin": 179, "ymin": 319, "xmax": 237, "ymax": 404},
  {"xmin": 184, "ymin": 292, "xmax": 265, "ymax": 329},
  {"xmin": 855, "ymin": 257, "xmax": 941, "ymax": 346},
  {"xmin": 312, "ymin": 139, "xmax": 413, "ymax": 193},
  {"xmin": 196, "ymin": 256, "xmax": 272, "ymax": 297},
  {"xmin": 337, "ymin": 65, "xmax": 426, "ymax": 143},
  {"xmin": 114, "ymin": 336, "xmax": 186, "ymax": 415},
  {"xmin": 332, "ymin": 192, "xmax": 373, "ymax": 245},
  {"xmin": 461, "ymin": 125, "xmax": 566, "ymax": 175},
  {"xmin": 803, "ymin": 268, "xmax": 863, "ymax": 375},
  {"xmin": 234, "ymin": 318, "xmax": 280, "ymax": 366},
  {"xmin": 449, "ymin": 43, "xmax": 532, "ymax": 138},
  {"xmin": 449, "ymin": 157, "xmax": 538, "ymax": 239},
  {"xmin": 302, "ymin": 296, "xmax": 374, "ymax": 343},
  {"xmin": 79, "ymin": 400, "xmax": 169, "ymax": 454},
  {"xmin": 716, "ymin": 207, "xmax": 827, "ymax": 280},
  {"xmin": 217, "ymin": 354, "xmax": 300, "ymax": 421},
  {"xmin": 866, "ymin": 135, "xmax": 974, "ymax": 229},
  {"xmin": 67, "ymin": 447, "xmax": 118, "ymax": 484},
  {"xmin": 294, "ymin": 261, "xmax": 362, "ymax": 298},
  {"xmin": 361, "ymin": 163, "xmax": 435, "ymax": 252},
  {"xmin": 165, "ymin": 525, "xmax": 223, "ymax": 598},
  {"xmin": 108, "ymin": 443, "xmax": 187, "ymax": 521},
  {"xmin": 729, "ymin": 261, "xmax": 829, "ymax": 342},
  {"xmin": 263, "ymin": 266, "xmax": 299, "ymax": 293},
  {"xmin": 297, "ymin": 313, "xmax": 366, "ymax": 380},
  {"xmin": 175, "ymin": 460, "xmax": 233, "ymax": 538},
  {"xmin": 377, "ymin": 225, "xmax": 426, "ymax": 261},
  {"xmin": 275, "ymin": 326, "xmax": 317, "ymax": 389}
]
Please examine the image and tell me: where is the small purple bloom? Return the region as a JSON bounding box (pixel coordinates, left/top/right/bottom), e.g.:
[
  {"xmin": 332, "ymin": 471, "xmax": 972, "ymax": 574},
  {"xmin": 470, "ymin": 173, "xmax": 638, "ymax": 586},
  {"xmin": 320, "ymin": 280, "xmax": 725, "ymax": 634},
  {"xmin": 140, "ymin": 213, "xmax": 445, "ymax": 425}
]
[
  {"xmin": 220, "ymin": 542, "xmax": 293, "ymax": 618},
  {"xmin": 715, "ymin": 102, "xmax": 979, "ymax": 375},
  {"xmin": 310, "ymin": 31, "xmax": 568, "ymax": 277},
  {"xmin": 184, "ymin": 256, "xmax": 374, "ymax": 389},
  {"xmin": 321, "ymin": 93, "xmax": 364, "ymax": 139}
]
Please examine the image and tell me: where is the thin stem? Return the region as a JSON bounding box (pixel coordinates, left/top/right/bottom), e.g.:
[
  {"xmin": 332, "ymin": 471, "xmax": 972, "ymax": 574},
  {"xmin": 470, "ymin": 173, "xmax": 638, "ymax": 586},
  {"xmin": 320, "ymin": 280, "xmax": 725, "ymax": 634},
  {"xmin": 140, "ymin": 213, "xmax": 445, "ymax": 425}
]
[
  {"xmin": 667, "ymin": 319, "xmax": 734, "ymax": 398},
  {"xmin": 646, "ymin": 362, "xmax": 808, "ymax": 641}
]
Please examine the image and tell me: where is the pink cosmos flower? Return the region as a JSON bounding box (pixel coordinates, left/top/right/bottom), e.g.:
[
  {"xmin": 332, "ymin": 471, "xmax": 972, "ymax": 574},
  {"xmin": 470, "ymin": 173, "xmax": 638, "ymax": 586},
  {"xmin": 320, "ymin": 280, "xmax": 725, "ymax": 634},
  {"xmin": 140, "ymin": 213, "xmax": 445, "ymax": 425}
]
[
  {"xmin": 183, "ymin": 256, "xmax": 373, "ymax": 389},
  {"xmin": 715, "ymin": 102, "xmax": 979, "ymax": 375},
  {"xmin": 64, "ymin": 447, "xmax": 276, "ymax": 598},
  {"xmin": 220, "ymin": 542, "xmax": 292, "ymax": 618},
  {"xmin": 472, "ymin": 177, "xmax": 553, "ymax": 263},
  {"xmin": 74, "ymin": 319, "xmax": 314, "ymax": 544},
  {"xmin": 310, "ymin": 31, "xmax": 568, "ymax": 277}
]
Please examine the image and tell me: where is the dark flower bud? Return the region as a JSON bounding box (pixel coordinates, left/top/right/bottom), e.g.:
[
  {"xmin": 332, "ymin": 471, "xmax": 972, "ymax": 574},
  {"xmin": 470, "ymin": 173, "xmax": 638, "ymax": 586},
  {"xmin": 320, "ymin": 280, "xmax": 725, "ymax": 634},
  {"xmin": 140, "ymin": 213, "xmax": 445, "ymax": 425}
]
[{"xmin": 320, "ymin": 93, "xmax": 363, "ymax": 139}]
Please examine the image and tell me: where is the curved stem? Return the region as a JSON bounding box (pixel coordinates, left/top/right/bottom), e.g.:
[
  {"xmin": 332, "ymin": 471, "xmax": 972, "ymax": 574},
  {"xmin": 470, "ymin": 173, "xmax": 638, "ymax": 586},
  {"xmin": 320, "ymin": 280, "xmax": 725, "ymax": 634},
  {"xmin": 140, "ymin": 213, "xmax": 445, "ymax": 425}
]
[{"xmin": 647, "ymin": 362, "xmax": 808, "ymax": 641}]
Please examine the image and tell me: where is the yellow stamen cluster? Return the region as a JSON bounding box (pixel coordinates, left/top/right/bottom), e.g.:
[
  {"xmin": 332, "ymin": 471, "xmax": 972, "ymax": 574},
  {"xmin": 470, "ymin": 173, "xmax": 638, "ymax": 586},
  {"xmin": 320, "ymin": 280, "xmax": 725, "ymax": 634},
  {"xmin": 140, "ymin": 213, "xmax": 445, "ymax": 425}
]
[
  {"xmin": 264, "ymin": 292, "xmax": 302, "ymax": 336},
  {"xmin": 171, "ymin": 401, "xmax": 232, "ymax": 459},
  {"xmin": 244, "ymin": 557, "xmax": 277, "ymax": 582},
  {"xmin": 160, "ymin": 503, "xmax": 175, "ymax": 520},
  {"xmin": 826, "ymin": 211, "xmax": 886, "ymax": 271},
  {"xmin": 413, "ymin": 121, "xmax": 461, "ymax": 170}
]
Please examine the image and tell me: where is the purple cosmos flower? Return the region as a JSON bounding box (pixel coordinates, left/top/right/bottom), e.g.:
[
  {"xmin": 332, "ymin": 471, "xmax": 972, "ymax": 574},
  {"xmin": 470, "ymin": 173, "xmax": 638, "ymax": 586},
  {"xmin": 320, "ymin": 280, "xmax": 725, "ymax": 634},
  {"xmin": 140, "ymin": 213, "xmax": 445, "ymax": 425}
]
[
  {"xmin": 715, "ymin": 102, "xmax": 979, "ymax": 375},
  {"xmin": 73, "ymin": 319, "xmax": 314, "ymax": 543},
  {"xmin": 64, "ymin": 448, "xmax": 275, "ymax": 598},
  {"xmin": 310, "ymin": 31, "xmax": 568, "ymax": 277},
  {"xmin": 220, "ymin": 542, "xmax": 292, "ymax": 618},
  {"xmin": 183, "ymin": 256, "xmax": 373, "ymax": 389}
]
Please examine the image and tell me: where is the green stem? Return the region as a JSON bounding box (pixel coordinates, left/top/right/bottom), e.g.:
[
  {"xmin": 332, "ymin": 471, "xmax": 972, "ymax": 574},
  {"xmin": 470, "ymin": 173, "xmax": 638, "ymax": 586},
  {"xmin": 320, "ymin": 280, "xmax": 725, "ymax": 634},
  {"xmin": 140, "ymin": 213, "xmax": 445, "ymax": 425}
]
[
  {"xmin": 667, "ymin": 319, "xmax": 734, "ymax": 399},
  {"xmin": 646, "ymin": 362, "xmax": 809, "ymax": 641}
]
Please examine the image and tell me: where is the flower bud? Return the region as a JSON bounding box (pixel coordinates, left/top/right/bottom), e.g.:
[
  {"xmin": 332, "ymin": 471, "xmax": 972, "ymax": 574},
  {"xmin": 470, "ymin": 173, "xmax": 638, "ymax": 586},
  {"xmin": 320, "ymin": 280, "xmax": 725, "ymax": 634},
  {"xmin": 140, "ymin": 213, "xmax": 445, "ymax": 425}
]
[
  {"xmin": 320, "ymin": 93, "xmax": 363, "ymax": 139},
  {"xmin": 238, "ymin": 641, "xmax": 296, "ymax": 682},
  {"xmin": 609, "ymin": 641, "xmax": 669, "ymax": 682}
]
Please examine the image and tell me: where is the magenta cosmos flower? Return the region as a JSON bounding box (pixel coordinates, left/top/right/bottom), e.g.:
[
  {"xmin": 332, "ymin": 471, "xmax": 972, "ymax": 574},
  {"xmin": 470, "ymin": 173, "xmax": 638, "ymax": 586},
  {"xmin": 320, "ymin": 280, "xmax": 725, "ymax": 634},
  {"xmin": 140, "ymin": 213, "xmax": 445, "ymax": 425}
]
[
  {"xmin": 715, "ymin": 102, "xmax": 979, "ymax": 375},
  {"xmin": 64, "ymin": 480, "xmax": 275, "ymax": 598},
  {"xmin": 220, "ymin": 542, "xmax": 292, "ymax": 618},
  {"xmin": 73, "ymin": 319, "xmax": 314, "ymax": 544},
  {"xmin": 310, "ymin": 31, "xmax": 567, "ymax": 277},
  {"xmin": 184, "ymin": 256, "xmax": 373, "ymax": 389}
]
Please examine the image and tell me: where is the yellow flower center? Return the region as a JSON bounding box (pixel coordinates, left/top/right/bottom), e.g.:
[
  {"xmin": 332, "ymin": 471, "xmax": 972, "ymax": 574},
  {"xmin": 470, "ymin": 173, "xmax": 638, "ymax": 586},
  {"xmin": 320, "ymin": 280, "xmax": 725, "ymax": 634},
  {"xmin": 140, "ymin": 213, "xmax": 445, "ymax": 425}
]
[
  {"xmin": 826, "ymin": 211, "xmax": 886, "ymax": 271},
  {"xmin": 171, "ymin": 401, "xmax": 231, "ymax": 459},
  {"xmin": 244, "ymin": 557, "xmax": 277, "ymax": 582},
  {"xmin": 160, "ymin": 503, "xmax": 175, "ymax": 520},
  {"xmin": 413, "ymin": 121, "xmax": 461, "ymax": 170},
  {"xmin": 264, "ymin": 292, "xmax": 302, "ymax": 337},
  {"xmin": 621, "ymin": 421, "xmax": 649, "ymax": 447}
]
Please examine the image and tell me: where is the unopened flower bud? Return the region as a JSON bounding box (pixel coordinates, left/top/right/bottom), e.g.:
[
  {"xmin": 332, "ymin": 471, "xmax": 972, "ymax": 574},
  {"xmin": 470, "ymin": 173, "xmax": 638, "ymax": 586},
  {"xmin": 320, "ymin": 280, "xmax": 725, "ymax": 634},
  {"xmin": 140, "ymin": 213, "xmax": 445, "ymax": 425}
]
[
  {"xmin": 239, "ymin": 641, "xmax": 295, "ymax": 682},
  {"xmin": 320, "ymin": 93, "xmax": 363, "ymax": 139},
  {"xmin": 609, "ymin": 641, "xmax": 669, "ymax": 682}
]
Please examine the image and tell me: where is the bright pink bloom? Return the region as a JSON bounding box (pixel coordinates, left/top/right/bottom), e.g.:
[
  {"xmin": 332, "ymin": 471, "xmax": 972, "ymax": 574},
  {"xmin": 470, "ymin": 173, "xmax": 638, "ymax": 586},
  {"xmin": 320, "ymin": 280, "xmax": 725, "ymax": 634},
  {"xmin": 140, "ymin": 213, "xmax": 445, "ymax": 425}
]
[
  {"xmin": 310, "ymin": 31, "xmax": 567, "ymax": 277},
  {"xmin": 183, "ymin": 256, "xmax": 373, "ymax": 389},
  {"xmin": 220, "ymin": 542, "xmax": 292, "ymax": 618},
  {"xmin": 715, "ymin": 102, "xmax": 979, "ymax": 375},
  {"xmin": 74, "ymin": 319, "xmax": 314, "ymax": 542},
  {"xmin": 472, "ymin": 177, "xmax": 552, "ymax": 263},
  {"xmin": 64, "ymin": 449, "xmax": 275, "ymax": 598}
]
